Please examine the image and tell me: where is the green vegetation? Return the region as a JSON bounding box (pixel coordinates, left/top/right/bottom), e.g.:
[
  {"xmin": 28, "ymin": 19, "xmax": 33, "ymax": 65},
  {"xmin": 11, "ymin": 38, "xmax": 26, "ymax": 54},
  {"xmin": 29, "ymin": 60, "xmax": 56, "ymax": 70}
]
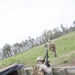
[{"xmin": 0, "ymin": 31, "xmax": 75, "ymax": 69}]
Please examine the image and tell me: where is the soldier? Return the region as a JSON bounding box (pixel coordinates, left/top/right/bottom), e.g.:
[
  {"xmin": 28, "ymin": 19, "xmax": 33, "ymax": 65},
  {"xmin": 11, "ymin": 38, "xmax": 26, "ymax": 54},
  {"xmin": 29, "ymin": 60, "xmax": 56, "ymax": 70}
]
[
  {"xmin": 48, "ymin": 40, "xmax": 57, "ymax": 57},
  {"xmin": 32, "ymin": 56, "xmax": 52, "ymax": 75}
]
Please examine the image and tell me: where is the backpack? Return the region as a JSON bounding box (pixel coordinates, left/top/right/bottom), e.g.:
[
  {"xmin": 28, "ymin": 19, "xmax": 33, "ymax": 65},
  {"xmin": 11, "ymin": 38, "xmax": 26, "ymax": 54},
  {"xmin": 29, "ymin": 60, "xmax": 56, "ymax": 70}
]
[{"xmin": 31, "ymin": 66, "xmax": 45, "ymax": 75}]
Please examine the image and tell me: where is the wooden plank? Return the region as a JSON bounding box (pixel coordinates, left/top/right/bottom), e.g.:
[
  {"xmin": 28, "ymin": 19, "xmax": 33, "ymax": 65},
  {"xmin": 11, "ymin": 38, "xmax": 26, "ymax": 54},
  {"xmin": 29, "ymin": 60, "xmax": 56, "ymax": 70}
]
[
  {"xmin": 17, "ymin": 67, "xmax": 75, "ymax": 75},
  {"xmin": 60, "ymin": 68, "xmax": 68, "ymax": 75}
]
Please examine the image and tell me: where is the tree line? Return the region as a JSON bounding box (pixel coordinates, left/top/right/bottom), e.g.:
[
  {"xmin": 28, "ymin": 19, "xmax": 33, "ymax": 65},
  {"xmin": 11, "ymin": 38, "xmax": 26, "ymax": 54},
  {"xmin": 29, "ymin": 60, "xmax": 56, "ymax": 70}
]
[{"xmin": 0, "ymin": 21, "xmax": 75, "ymax": 59}]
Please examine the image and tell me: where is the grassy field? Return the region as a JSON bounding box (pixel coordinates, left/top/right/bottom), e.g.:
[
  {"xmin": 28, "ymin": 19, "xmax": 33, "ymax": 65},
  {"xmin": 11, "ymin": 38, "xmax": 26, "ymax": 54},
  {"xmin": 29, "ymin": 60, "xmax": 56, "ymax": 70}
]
[{"xmin": 0, "ymin": 31, "xmax": 75, "ymax": 69}]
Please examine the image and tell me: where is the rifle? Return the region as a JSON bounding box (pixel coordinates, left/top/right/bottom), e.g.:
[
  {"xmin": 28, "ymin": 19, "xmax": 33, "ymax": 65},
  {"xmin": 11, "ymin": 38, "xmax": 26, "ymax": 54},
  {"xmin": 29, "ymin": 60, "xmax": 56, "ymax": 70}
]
[{"xmin": 44, "ymin": 44, "xmax": 50, "ymax": 67}]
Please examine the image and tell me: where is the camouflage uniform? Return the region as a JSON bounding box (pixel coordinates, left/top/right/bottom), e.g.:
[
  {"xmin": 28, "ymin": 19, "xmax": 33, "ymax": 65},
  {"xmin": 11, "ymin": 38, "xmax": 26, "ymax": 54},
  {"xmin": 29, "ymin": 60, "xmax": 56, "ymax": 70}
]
[
  {"xmin": 31, "ymin": 56, "xmax": 52, "ymax": 75},
  {"xmin": 48, "ymin": 41, "xmax": 57, "ymax": 57}
]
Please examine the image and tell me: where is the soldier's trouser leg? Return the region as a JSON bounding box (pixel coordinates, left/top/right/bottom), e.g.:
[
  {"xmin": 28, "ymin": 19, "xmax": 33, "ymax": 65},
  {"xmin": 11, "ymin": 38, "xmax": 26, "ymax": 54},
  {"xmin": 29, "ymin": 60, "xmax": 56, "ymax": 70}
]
[{"xmin": 52, "ymin": 50, "xmax": 57, "ymax": 57}]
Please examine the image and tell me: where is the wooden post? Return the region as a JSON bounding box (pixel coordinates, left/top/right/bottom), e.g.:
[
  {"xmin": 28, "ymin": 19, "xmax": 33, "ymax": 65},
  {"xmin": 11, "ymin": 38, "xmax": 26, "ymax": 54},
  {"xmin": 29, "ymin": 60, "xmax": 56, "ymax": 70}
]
[{"xmin": 60, "ymin": 68, "xmax": 68, "ymax": 75}]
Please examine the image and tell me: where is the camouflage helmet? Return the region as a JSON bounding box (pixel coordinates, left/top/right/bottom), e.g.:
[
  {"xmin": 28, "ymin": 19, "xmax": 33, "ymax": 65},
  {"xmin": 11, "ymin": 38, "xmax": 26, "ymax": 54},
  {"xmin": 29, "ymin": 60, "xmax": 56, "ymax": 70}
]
[{"xmin": 37, "ymin": 56, "xmax": 44, "ymax": 62}]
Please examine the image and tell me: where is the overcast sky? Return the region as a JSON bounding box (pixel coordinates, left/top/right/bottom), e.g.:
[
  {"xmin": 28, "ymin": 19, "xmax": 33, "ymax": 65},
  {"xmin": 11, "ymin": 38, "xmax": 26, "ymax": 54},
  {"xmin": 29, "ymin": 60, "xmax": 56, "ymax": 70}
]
[{"xmin": 0, "ymin": 0, "xmax": 75, "ymax": 49}]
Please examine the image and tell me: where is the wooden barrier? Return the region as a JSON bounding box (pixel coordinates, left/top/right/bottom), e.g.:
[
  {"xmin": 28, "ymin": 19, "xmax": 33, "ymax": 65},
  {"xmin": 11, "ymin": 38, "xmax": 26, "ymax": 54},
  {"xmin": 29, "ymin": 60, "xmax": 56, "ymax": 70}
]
[
  {"xmin": 52, "ymin": 67, "xmax": 75, "ymax": 75},
  {"xmin": 17, "ymin": 68, "xmax": 32, "ymax": 75},
  {"xmin": 17, "ymin": 66, "xmax": 75, "ymax": 75}
]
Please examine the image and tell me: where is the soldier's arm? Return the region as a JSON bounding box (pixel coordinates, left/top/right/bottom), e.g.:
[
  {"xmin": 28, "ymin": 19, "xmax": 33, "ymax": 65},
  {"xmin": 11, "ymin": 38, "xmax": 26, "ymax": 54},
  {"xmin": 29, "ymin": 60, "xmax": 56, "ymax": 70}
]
[{"xmin": 40, "ymin": 64, "xmax": 52, "ymax": 74}]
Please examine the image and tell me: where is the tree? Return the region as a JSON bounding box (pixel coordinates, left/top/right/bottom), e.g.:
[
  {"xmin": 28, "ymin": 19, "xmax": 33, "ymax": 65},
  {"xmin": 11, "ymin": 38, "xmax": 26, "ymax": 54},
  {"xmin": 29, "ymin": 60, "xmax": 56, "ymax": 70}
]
[
  {"xmin": 28, "ymin": 36, "xmax": 35, "ymax": 47},
  {"xmin": 53, "ymin": 27, "xmax": 62, "ymax": 38},
  {"xmin": 42, "ymin": 30, "xmax": 48, "ymax": 43},
  {"xmin": 47, "ymin": 30, "xmax": 54, "ymax": 40},
  {"xmin": 73, "ymin": 21, "xmax": 75, "ymax": 30},
  {"xmin": 20, "ymin": 40, "xmax": 29, "ymax": 51},
  {"xmin": 2, "ymin": 44, "xmax": 12, "ymax": 58},
  {"xmin": 12, "ymin": 43, "xmax": 22, "ymax": 54},
  {"xmin": 60, "ymin": 24, "xmax": 67, "ymax": 35},
  {"xmin": 35, "ymin": 37, "xmax": 40, "ymax": 46}
]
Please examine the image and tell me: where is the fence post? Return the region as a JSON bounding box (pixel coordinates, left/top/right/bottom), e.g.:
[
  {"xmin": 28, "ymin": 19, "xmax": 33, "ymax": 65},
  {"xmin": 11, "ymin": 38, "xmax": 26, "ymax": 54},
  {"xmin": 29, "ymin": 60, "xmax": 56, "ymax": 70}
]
[{"xmin": 60, "ymin": 68, "xmax": 68, "ymax": 75}]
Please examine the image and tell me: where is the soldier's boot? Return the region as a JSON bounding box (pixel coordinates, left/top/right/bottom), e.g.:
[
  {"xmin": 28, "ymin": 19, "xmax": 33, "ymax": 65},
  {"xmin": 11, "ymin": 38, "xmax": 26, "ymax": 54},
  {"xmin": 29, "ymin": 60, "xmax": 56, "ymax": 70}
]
[{"xmin": 53, "ymin": 50, "xmax": 57, "ymax": 57}]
